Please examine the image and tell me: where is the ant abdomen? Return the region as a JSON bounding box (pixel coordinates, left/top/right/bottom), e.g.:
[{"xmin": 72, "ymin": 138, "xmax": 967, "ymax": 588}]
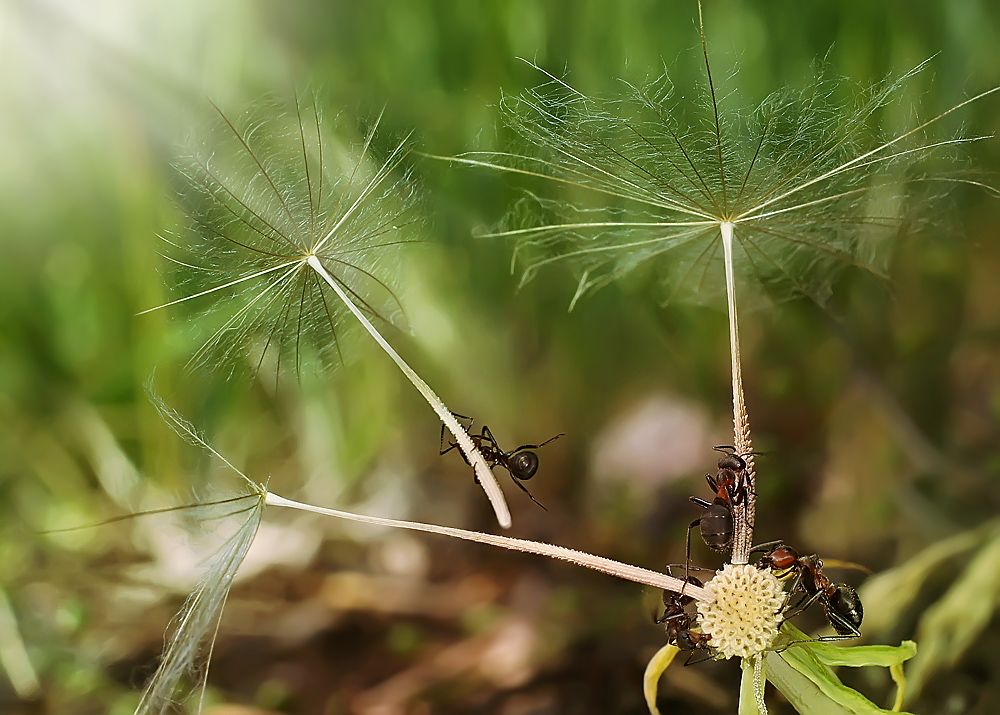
[
  {"xmin": 828, "ymin": 584, "xmax": 864, "ymax": 635},
  {"xmin": 510, "ymin": 451, "xmax": 539, "ymax": 480},
  {"xmin": 699, "ymin": 502, "xmax": 733, "ymax": 551}
]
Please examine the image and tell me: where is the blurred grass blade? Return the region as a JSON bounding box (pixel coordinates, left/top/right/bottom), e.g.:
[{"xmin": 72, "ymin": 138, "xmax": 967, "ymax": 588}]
[
  {"xmin": 904, "ymin": 528, "xmax": 1000, "ymax": 697},
  {"xmin": 859, "ymin": 518, "xmax": 999, "ymax": 634},
  {"xmin": 0, "ymin": 588, "xmax": 40, "ymax": 699}
]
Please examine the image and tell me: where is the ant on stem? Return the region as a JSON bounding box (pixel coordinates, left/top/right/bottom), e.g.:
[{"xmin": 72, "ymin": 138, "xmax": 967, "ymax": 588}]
[
  {"xmin": 440, "ymin": 412, "xmax": 563, "ymax": 510},
  {"xmin": 684, "ymin": 446, "xmax": 755, "ymax": 581}
]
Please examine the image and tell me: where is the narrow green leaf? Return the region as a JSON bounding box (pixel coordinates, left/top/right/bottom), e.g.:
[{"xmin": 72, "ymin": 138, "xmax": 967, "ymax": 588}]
[
  {"xmin": 807, "ymin": 640, "xmax": 917, "ymax": 669},
  {"xmin": 764, "ymin": 625, "xmax": 917, "ymax": 715},
  {"xmin": 643, "ymin": 643, "xmax": 680, "ymax": 715},
  {"xmin": 888, "ymin": 662, "xmax": 906, "ymax": 712}
]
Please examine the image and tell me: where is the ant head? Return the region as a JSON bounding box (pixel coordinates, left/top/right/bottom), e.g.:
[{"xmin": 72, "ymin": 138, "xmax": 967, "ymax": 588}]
[
  {"xmin": 674, "ymin": 629, "xmax": 709, "ymax": 650},
  {"xmin": 718, "ymin": 455, "xmax": 745, "ymax": 472},
  {"xmin": 767, "ymin": 545, "xmax": 800, "ymax": 571},
  {"xmin": 509, "ymin": 450, "xmax": 539, "ymax": 480},
  {"xmin": 713, "ymin": 445, "xmax": 746, "ymax": 471}
]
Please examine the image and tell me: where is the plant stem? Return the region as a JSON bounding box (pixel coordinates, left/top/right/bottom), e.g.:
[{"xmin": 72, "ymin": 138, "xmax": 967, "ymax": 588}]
[
  {"xmin": 306, "ymin": 255, "xmax": 513, "ymax": 529},
  {"xmin": 265, "ymin": 491, "xmax": 711, "ymax": 601},
  {"xmin": 721, "ymin": 222, "xmax": 755, "ymax": 564}
]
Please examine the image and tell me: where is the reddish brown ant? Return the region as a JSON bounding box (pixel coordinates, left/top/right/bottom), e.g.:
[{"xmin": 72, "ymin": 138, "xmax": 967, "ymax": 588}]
[
  {"xmin": 683, "ymin": 447, "xmax": 755, "ymax": 582},
  {"xmin": 753, "ymin": 542, "xmax": 864, "ymax": 642},
  {"xmin": 440, "ymin": 412, "xmax": 563, "ymax": 510},
  {"xmin": 655, "ymin": 568, "xmax": 714, "ymax": 663}
]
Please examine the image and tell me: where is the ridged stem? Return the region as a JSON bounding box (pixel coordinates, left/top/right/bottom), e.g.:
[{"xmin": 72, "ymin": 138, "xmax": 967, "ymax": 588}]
[
  {"xmin": 721, "ymin": 222, "xmax": 755, "ymax": 564},
  {"xmin": 266, "ymin": 491, "xmax": 711, "ymax": 601},
  {"xmin": 307, "ymin": 255, "xmax": 512, "ymax": 528}
]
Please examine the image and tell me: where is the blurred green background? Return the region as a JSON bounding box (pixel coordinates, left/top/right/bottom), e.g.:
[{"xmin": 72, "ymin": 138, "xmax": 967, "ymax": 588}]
[{"xmin": 1, "ymin": 1, "xmax": 999, "ymax": 713}]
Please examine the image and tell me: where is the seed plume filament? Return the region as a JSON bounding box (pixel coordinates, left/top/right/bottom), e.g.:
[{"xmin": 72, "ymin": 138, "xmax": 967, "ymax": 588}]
[
  {"xmin": 734, "ymin": 85, "xmax": 1000, "ymax": 221},
  {"xmin": 306, "ymin": 254, "xmax": 513, "ymax": 529},
  {"xmin": 136, "ymin": 258, "xmax": 304, "ymax": 315}
]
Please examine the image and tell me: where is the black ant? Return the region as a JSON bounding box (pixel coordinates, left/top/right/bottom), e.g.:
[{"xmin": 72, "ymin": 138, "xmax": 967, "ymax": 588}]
[
  {"xmin": 683, "ymin": 446, "xmax": 754, "ymax": 581},
  {"xmin": 753, "ymin": 542, "xmax": 864, "ymax": 643},
  {"xmin": 654, "ymin": 568, "xmax": 714, "ymax": 663},
  {"xmin": 440, "ymin": 413, "xmax": 563, "ymax": 510}
]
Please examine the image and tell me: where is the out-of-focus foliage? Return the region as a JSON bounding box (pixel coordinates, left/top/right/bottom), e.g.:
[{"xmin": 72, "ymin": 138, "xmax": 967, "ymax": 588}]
[
  {"xmin": 860, "ymin": 518, "xmax": 1000, "ymax": 704},
  {"xmin": 1, "ymin": 1, "xmax": 998, "ymax": 714}
]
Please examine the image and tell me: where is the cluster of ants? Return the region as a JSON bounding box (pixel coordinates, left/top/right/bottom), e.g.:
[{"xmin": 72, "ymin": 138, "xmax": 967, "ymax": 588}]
[
  {"xmin": 439, "ymin": 417, "xmax": 864, "ymax": 663},
  {"xmin": 660, "ymin": 446, "xmax": 865, "ymax": 662}
]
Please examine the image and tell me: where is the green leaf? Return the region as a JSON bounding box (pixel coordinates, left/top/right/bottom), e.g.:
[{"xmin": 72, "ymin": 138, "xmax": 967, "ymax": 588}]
[
  {"xmin": 806, "ymin": 640, "xmax": 917, "ymax": 669},
  {"xmin": 643, "ymin": 643, "xmax": 680, "ymax": 715},
  {"xmin": 763, "ymin": 624, "xmax": 917, "ymax": 715}
]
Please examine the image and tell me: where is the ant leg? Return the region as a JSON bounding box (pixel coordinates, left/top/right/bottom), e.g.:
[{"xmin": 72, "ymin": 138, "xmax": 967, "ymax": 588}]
[
  {"xmin": 440, "ymin": 412, "xmax": 474, "ymax": 455},
  {"xmin": 683, "ymin": 517, "xmax": 703, "ymax": 592},
  {"xmin": 704, "ymin": 473, "xmax": 719, "ymax": 493},
  {"xmin": 508, "ymin": 473, "xmax": 548, "ymax": 511},
  {"xmin": 773, "ymin": 632, "xmax": 860, "ymax": 653},
  {"xmin": 479, "ymin": 424, "xmax": 501, "ymax": 452},
  {"xmin": 655, "ymin": 610, "xmax": 686, "ymax": 626},
  {"xmin": 683, "ymin": 649, "xmax": 715, "ymax": 666},
  {"xmin": 665, "ymin": 563, "xmax": 716, "ymax": 575},
  {"xmin": 779, "ymin": 589, "xmax": 821, "ymax": 624},
  {"xmin": 748, "ymin": 540, "xmax": 784, "ymax": 558},
  {"xmin": 689, "ymin": 496, "xmax": 713, "ymax": 509},
  {"xmin": 439, "ymin": 421, "xmax": 452, "ymax": 455},
  {"xmin": 511, "ymin": 433, "xmax": 566, "ymax": 451},
  {"xmin": 439, "ymin": 434, "xmax": 460, "ymax": 457}
]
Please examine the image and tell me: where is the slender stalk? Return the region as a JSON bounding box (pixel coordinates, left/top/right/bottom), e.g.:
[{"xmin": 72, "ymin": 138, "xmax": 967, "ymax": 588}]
[
  {"xmin": 754, "ymin": 655, "xmax": 768, "ymax": 714},
  {"xmin": 306, "ymin": 255, "xmax": 513, "ymax": 529},
  {"xmin": 265, "ymin": 492, "xmax": 711, "ymax": 601},
  {"xmin": 721, "ymin": 222, "xmax": 755, "ymax": 564}
]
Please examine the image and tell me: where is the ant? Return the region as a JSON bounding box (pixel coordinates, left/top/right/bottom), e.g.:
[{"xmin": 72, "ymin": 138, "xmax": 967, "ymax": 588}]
[
  {"xmin": 753, "ymin": 542, "xmax": 864, "ymax": 643},
  {"xmin": 440, "ymin": 412, "xmax": 563, "ymax": 510},
  {"xmin": 654, "ymin": 568, "xmax": 714, "ymax": 663},
  {"xmin": 683, "ymin": 446, "xmax": 754, "ymax": 581}
]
